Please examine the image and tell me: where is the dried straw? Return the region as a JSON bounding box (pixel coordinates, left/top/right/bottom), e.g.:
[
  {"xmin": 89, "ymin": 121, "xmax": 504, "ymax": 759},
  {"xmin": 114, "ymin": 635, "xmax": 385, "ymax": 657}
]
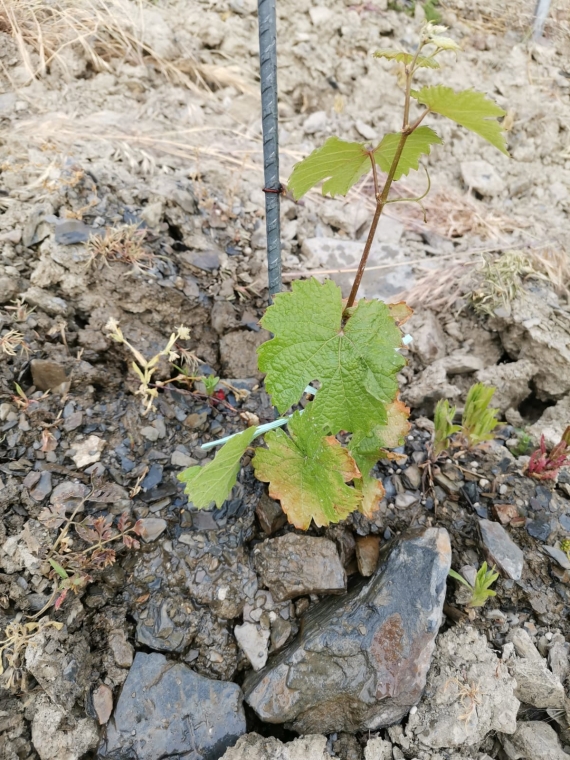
[{"xmin": 0, "ymin": 0, "xmax": 251, "ymax": 92}]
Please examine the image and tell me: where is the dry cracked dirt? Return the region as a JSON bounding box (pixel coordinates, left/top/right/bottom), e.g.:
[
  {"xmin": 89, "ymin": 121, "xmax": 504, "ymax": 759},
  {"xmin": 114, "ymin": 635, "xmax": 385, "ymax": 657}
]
[{"xmin": 1, "ymin": 0, "xmax": 570, "ymax": 759}]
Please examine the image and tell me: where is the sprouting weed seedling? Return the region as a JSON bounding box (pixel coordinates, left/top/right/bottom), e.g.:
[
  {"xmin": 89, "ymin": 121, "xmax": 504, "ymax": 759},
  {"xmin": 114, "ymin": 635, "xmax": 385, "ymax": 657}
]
[
  {"xmin": 443, "ymin": 677, "xmax": 482, "ymax": 723},
  {"xmin": 525, "ymin": 426, "xmax": 570, "ymax": 481},
  {"xmin": 432, "ymin": 399, "xmax": 461, "ymax": 460},
  {"xmin": 510, "ymin": 429, "xmax": 534, "ymax": 457},
  {"xmin": 0, "ymin": 486, "xmax": 143, "ymax": 691},
  {"xmin": 38, "ymin": 486, "xmax": 143, "ymax": 611},
  {"xmin": 104, "ymin": 318, "xmax": 191, "ymax": 414},
  {"xmin": 12, "ymin": 383, "xmax": 49, "ymax": 411},
  {"xmin": 178, "ymin": 20, "xmax": 508, "ymax": 529},
  {"xmin": 202, "ymin": 374, "xmax": 220, "ymax": 397},
  {"xmin": 4, "ymin": 298, "xmax": 36, "ymax": 323},
  {"xmin": 560, "ymin": 538, "xmax": 570, "ymax": 561},
  {"xmin": 449, "ymin": 562, "xmax": 499, "ymax": 609},
  {"xmin": 461, "ymin": 383, "xmax": 499, "ymax": 448},
  {"xmin": 87, "ymin": 225, "xmax": 155, "ymax": 272},
  {"xmin": 0, "ymin": 329, "xmax": 29, "ymax": 358},
  {"xmin": 0, "ymin": 619, "xmax": 63, "ymax": 691}
]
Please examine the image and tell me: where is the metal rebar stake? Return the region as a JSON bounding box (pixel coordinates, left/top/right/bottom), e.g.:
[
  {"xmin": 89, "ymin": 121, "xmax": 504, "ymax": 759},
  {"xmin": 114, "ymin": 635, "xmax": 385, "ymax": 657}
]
[
  {"xmin": 257, "ymin": 0, "xmax": 282, "ymax": 299},
  {"xmin": 532, "ymin": 0, "xmax": 552, "ymax": 40}
]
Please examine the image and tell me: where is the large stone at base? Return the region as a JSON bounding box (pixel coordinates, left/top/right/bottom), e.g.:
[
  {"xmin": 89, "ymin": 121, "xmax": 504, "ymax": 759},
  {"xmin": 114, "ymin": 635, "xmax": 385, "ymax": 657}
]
[
  {"xmin": 244, "ymin": 528, "xmax": 451, "ymax": 734},
  {"xmin": 99, "ymin": 652, "xmax": 246, "ymax": 759}
]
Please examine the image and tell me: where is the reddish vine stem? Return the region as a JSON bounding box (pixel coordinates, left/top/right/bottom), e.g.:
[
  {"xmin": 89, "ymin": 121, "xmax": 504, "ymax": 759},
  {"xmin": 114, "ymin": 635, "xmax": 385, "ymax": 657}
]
[
  {"xmin": 345, "ymin": 32, "xmax": 430, "ymax": 309},
  {"xmin": 346, "ymin": 130, "xmax": 409, "ymax": 308}
]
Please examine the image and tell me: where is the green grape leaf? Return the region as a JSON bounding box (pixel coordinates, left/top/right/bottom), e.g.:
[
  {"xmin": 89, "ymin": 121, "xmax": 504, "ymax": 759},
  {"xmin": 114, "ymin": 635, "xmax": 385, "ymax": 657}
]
[
  {"xmin": 287, "ymin": 137, "xmax": 372, "ymax": 200},
  {"xmin": 177, "ymin": 426, "xmax": 257, "ymax": 509},
  {"xmin": 258, "ymin": 278, "xmax": 406, "ymax": 436},
  {"xmin": 412, "ymin": 85, "xmax": 508, "ymax": 154},
  {"xmin": 374, "ymin": 126, "xmax": 442, "ymax": 180},
  {"xmin": 373, "ymin": 50, "xmax": 440, "ymax": 69},
  {"xmin": 253, "ymin": 410, "xmax": 361, "ymax": 529}
]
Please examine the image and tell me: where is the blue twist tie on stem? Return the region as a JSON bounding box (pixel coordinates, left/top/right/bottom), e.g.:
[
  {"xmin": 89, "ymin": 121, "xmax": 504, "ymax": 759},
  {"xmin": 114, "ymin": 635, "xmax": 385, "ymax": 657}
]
[{"xmin": 200, "ymin": 385, "xmax": 317, "ymax": 451}]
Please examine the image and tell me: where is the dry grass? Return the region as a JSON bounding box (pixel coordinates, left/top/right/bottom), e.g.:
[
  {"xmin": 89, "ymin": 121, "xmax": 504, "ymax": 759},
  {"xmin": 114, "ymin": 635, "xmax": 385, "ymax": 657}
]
[
  {"xmin": 404, "ymin": 244, "xmax": 570, "ymax": 313},
  {"xmin": 404, "ymin": 260, "xmax": 475, "ymax": 311},
  {"xmin": 391, "ymin": 186, "xmax": 526, "ymax": 241},
  {"xmin": 10, "ymin": 114, "xmax": 265, "ymax": 189},
  {"xmin": 0, "ymin": 0, "xmax": 250, "ymax": 92},
  {"xmin": 442, "ymin": 0, "xmax": 570, "ymax": 46}
]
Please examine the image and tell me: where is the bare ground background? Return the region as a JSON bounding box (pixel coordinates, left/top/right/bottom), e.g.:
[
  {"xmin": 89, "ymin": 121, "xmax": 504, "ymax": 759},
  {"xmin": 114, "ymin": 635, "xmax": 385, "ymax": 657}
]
[{"xmin": 1, "ymin": 1, "xmax": 570, "ymax": 759}]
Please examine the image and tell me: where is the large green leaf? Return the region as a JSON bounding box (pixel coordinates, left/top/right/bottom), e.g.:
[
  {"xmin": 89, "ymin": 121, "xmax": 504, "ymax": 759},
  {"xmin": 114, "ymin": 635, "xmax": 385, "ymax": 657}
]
[
  {"xmin": 413, "ymin": 85, "xmax": 508, "ymax": 155},
  {"xmin": 287, "ymin": 137, "xmax": 371, "ymax": 200},
  {"xmin": 253, "ymin": 410, "xmax": 361, "ymax": 529},
  {"xmin": 374, "ymin": 126, "xmax": 442, "ymax": 180},
  {"xmin": 373, "ymin": 50, "xmax": 440, "ymax": 69},
  {"xmin": 258, "ymin": 278, "xmax": 405, "ymax": 436},
  {"xmin": 177, "ymin": 426, "xmax": 257, "ymax": 509}
]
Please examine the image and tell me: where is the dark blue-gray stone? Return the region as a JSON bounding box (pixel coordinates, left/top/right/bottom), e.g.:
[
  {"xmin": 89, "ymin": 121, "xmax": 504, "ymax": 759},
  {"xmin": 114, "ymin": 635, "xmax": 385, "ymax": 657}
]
[
  {"xmin": 98, "ymin": 652, "xmax": 245, "ymax": 760},
  {"xmin": 560, "ymin": 514, "xmax": 570, "ymax": 531},
  {"xmin": 534, "ymin": 485, "xmax": 552, "ymax": 509},
  {"xmin": 54, "ymin": 219, "xmax": 95, "ymax": 245},
  {"xmin": 142, "ymin": 463, "xmax": 163, "ymax": 490},
  {"xmin": 244, "ymin": 527, "xmax": 451, "ymax": 734},
  {"xmin": 526, "ymin": 518, "xmax": 552, "ymax": 542}
]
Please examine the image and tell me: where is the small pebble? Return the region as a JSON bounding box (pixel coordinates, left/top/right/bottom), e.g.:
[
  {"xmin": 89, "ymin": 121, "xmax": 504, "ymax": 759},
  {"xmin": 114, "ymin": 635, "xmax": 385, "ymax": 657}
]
[
  {"xmin": 141, "ymin": 426, "xmax": 160, "ymax": 442},
  {"xmin": 138, "ymin": 517, "xmax": 167, "ymax": 542}
]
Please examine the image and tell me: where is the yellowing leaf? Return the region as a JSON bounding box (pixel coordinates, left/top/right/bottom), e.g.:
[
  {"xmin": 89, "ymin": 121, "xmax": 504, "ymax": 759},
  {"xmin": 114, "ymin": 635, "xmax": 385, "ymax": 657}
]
[
  {"xmin": 413, "ymin": 85, "xmax": 508, "ymax": 155},
  {"xmin": 388, "ymin": 301, "xmax": 413, "ymax": 326},
  {"xmin": 349, "ymin": 398, "xmax": 409, "ymax": 519},
  {"xmin": 355, "ymin": 476, "xmax": 385, "ymax": 519},
  {"xmin": 258, "ymin": 278, "xmax": 406, "ymax": 436},
  {"xmin": 253, "ymin": 410, "xmax": 361, "ymax": 529},
  {"xmin": 373, "ymin": 397, "xmax": 411, "ymax": 448},
  {"xmin": 374, "ymin": 126, "xmax": 442, "ymax": 180},
  {"xmin": 287, "ymin": 137, "xmax": 371, "ymax": 200},
  {"xmin": 177, "ymin": 426, "xmax": 257, "ymax": 508},
  {"xmin": 373, "ymin": 50, "xmax": 440, "ymax": 69}
]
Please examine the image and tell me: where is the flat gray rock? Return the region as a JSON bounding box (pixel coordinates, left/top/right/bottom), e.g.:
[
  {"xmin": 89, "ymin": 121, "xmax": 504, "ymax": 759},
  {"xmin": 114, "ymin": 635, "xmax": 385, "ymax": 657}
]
[
  {"xmin": 500, "ymin": 720, "xmax": 568, "ymax": 760},
  {"xmin": 479, "ymin": 519, "xmax": 524, "ymax": 580},
  {"xmin": 300, "ymin": 229, "xmax": 412, "ymax": 302},
  {"xmin": 244, "ymin": 528, "xmax": 451, "ymax": 734},
  {"xmin": 99, "ymin": 652, "xmax": 245, "ymax": 760}
]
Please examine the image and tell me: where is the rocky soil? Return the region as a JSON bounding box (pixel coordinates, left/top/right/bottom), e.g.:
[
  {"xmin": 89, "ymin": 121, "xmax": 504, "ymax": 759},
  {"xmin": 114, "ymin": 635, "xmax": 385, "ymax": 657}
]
[{"xmin": 1, "ymin": 0, "xmax": 570, "ymax": 759}]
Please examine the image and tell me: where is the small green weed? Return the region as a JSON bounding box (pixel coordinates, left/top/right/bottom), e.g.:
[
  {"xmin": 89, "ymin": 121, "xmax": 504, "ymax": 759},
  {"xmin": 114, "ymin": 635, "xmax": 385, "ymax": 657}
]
[
  {"xmin": 433, "ymin": 399, "xmax": 461, "ymax": 459},
  {"xmin": 510, "ymin": 429, "xmax": 534, "ymax": 457},
  {"xmin": 461, "ymin": 382, "xmax": 499, "ymax": 448},
  {"xmin": 449, "ymin": 562, "xmax": 499, "ymax": 608},
  {"xmin": 203, "ymin": 374, "xmax": 220, "ymax": 397},
  {"xmin": 430, "ymin": 382, "xmax": 499, "ymax": 458}
]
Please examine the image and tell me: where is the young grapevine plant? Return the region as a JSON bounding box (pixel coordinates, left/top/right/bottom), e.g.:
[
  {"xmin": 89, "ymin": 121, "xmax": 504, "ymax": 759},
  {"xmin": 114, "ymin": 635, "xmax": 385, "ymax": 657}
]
[{"xmin": 178, "ymin": 22, "xmax": 508, "ymax": 530}]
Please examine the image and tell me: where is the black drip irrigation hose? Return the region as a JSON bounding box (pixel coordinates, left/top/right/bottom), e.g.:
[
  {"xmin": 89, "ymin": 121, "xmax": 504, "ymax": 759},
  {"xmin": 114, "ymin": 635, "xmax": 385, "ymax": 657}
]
[{"xmin": 257, "ymin": 0, "xmax": 282, "ymax": 300}]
